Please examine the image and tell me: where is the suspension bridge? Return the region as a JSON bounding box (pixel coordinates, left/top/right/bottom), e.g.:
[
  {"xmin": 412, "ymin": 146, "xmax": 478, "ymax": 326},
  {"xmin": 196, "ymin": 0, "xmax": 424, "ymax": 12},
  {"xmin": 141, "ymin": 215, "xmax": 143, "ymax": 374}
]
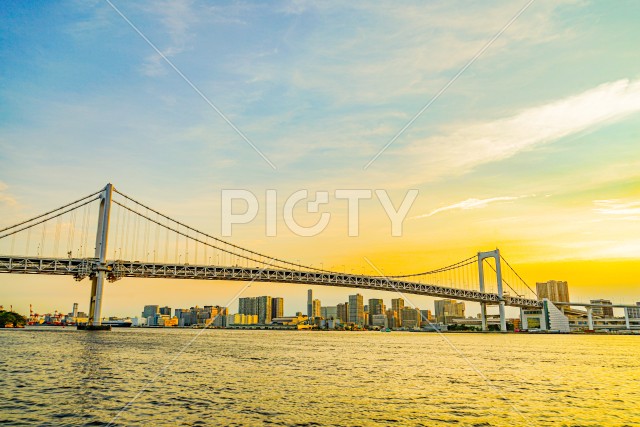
[{"xmin": 0, "ymin": 184, "xmax": 542, "ymax": 331}]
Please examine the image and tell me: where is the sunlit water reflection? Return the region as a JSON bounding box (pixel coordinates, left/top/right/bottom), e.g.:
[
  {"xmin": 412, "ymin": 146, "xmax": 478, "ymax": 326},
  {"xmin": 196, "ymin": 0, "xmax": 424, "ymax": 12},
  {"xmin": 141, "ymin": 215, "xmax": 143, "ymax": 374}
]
[{"xmin": 1, "ymin": 328, "xmax": 638, "ymax": 426}]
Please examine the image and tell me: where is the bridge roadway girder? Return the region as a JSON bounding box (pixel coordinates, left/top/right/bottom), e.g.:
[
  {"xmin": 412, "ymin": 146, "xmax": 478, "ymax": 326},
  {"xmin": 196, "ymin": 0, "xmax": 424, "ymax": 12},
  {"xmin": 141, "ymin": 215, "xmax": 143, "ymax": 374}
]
[{"xmin": 0, "ymin": 256, "xmax": 542, "ymax": 308}]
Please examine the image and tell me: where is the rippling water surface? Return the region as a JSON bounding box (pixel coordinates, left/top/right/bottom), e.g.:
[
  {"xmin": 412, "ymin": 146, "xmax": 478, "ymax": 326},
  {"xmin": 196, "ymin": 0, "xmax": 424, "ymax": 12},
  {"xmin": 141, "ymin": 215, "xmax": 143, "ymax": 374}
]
[{"xmin": 1, "ymin": 328, "xmax": 638, "ymax": 426}]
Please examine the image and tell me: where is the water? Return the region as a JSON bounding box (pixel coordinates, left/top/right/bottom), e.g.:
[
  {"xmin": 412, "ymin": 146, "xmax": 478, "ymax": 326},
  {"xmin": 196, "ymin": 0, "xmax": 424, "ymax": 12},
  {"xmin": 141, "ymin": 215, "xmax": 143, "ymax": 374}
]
[{"xmin": 1, "ymin": 328, "xmax": 639, "ymax": 427}]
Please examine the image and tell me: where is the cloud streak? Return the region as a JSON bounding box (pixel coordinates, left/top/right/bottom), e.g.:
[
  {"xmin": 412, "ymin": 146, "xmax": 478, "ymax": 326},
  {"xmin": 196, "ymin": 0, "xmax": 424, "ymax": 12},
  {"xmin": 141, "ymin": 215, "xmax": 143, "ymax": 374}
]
[
  {"xmin": 403, "ymin": 78, "xmax": 640, "ymax": 182},
  {"xmin": 415, "ymin": 195, "xmax": 530, "ymax": 218},
  {"xmin": 593, "ymin": 199, "xmax": 640, "ymax": 220}
]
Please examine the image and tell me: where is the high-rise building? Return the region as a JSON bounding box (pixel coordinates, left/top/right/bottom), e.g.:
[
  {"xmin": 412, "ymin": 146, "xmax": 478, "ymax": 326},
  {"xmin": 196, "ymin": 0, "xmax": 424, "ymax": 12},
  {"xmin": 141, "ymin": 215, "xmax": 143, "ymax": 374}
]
[
  {"xmin": 348, "ymin": 294, "xmax": 364, "ymax": 326},
  {"xmin": 401, "ymin": 307, "xmax": 421, "ymax": 328},
  {"xmin": 368, "ymin": 299, "xmax": 385, "ymax": 325},
  {"xmin": 590, "ymin": 299, "xmax": 614, "ymax": 318},
  {"xmin": 159, "ymin": 306, "xmax": 172, "ymax": 316},
  {"xmin": 257, "ymin": 296, "xmax": 272, "ymax": 324},
  {"xmin": 386, "ymin": 309, "xmax": 399, "ymax": 328},
  {"xmin": 536, "ymin": 280, "xmax": 570, "ymax": 302},
  {"xmin": 239, "ymin": 297, "xmax": 257, "ymax": 315},
  {"xmin": 142, "ymin": 305, "xmax": 159, "ymax": 319},
  {"xmin": 419, "ymin": 309, "xmax": 433, "ymax": 326},
  {"xmin": 272, "ymin": 297, "xmax": 284, "ymax": 319},
  {"xmin": 312, "ymin": 299, "xmax": 321, "ymax": 318},
  {"xmin": 307, "ymin": 289, "xmax": 313, "ymax": 318},
  {"xmin": 434, "ymin": 299, "xmax": 465, "ymax": 324},
  {"xmin": 627, "ymin": 302, "xmax": 640, "ymax": 318},
  {"xmin": 337, "ymin": 303, "xmax": 349, "ymax": 323},
  {"xmin": 391, "ymin": 298, "xmax": 404, "ymax": 327},
  {"xmin": 321, "ymin": 306, "xmax": 338, "ymax": 320}
]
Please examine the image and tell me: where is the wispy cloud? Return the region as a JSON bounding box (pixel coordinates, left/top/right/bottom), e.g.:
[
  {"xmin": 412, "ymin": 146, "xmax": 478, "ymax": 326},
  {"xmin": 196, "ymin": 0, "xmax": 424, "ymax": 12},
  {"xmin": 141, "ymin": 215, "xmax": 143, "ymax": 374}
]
[
  {"xmin": 402, "ymin": 79, "xmax": 640, "ymax": 183},
  {"xmin": 139, "ymin": 0, "xmax": 197, "ymax": 76},
  {"xmin": 415, "ymin": 195, "xmax": 530, "ymax": 218},
  {"xmin": 593, "ymin": 199, "xmax": 640, "ymax": 220}
]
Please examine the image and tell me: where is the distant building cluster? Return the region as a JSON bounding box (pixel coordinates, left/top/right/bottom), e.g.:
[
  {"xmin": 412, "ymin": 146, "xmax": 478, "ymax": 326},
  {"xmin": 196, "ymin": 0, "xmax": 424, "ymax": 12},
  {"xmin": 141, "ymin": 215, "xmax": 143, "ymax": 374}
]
[{"xmin": 136, "ymin": 290, "xmax": 468, "ymax": 331}]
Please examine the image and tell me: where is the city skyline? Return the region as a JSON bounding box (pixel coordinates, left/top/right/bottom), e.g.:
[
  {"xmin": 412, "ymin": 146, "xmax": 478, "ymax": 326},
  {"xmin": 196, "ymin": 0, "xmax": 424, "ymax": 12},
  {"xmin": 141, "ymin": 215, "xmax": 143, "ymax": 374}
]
[{"xmin": 2, "ymin": 1, "xmax": 640, "ymax": 315}]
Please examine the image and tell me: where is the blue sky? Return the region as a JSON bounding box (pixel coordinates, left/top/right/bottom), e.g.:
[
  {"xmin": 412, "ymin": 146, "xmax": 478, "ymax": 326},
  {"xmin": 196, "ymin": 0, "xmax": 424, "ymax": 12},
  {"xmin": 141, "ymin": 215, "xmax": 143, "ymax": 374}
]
[{"xmin": 1, "ymin": 1, "xmax": 640, "ymax": 315}]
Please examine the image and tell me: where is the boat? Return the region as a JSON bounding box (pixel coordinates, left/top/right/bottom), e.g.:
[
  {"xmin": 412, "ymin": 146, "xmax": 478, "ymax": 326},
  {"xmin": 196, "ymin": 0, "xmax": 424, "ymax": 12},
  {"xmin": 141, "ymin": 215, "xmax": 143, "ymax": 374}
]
[{"xmin": 101, "ymin": 319, "xmax": 133, "ymax": 327}]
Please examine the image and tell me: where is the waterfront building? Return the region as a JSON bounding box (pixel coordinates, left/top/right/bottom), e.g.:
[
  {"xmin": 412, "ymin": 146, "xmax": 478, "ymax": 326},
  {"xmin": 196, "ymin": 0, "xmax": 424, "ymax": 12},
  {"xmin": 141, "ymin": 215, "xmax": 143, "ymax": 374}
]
[
  {"xmin": 368, "ymin": 299, "xmax": 385, "ymax": 325},
  {"xmin": 321, "ymin": 306, "xmax": 338, "ymax": 320},
  {"xmin": 392, "ymin": 298, "xmax": 404, "ymax": 326},
  {"xmin": 434, "ymin": 299, "xmax": 465, "ymax": 324},
  {"xmin": 159, "ymin": 306, "xmax": 172, "ymax": 316},
  {"xmin": 307, "ymin": 289, "xmax": 313, "ymax": 318},
  {"xmin": 226, "ymin": 313, "xmax": 259, "ymax": 325},
  {"xmin": 348, "ymin": 294, "xmax": 364, "ymax": 326},
  {"xmin": 312, "ymin": 299, "xmax": 321, "ymax": 318},
  {"xmin": 257, "ymin": 296, "xmax": 272, "ymax": 324},
  {"xmin": 142, "ymin": 305, "xmax": 159, "ymax": 319},
  {"xmin": 419, "ymin": 309, "xmax": 433, "ymax": 326},
  {"xmin": 337, "ymin": 303, "xmax": 349, "ymax": 323},
  {"xmin": 371, "ymin": 314, "xmax": 387, "ymax": 327},
  {"xmin": 272, "ymin": 297, "xmax": 284, "ymax": 319},
  {"xmin": 536, "ymin": 280, "xmax": 570, "ymax": 302},
  {"xmin": 239, "ymin": 297, "xmax": 257, "ymax": 316},
  {"xmin": 401, "ymin": 307, "xmax": 421, "ymax": 328},
  {"xmin": 386, "ymin": 309, "xmax": 399, "ymax": 328},
  {"xmin": 590, "ymin": 299, "xmax": 614, "ymax": 317},
  {"xmin": 628, "ymin": 302, "xmax": 640, "ymax": 319}
]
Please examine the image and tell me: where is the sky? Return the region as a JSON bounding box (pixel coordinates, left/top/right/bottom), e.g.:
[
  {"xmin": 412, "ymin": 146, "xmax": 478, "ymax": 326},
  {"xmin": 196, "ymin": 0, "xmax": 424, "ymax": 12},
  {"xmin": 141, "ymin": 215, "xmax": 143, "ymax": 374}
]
[{"xmin": 1, "ymin": 0, "xmax": 639, "ymax": 317}]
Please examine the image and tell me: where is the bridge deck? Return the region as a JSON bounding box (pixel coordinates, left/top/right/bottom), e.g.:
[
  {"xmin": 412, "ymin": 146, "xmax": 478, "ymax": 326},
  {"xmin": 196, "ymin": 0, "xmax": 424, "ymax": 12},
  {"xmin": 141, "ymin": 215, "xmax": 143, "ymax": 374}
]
[{"xmin": 0, "ymin": 256, "xmax": 542, "ymax": 308}]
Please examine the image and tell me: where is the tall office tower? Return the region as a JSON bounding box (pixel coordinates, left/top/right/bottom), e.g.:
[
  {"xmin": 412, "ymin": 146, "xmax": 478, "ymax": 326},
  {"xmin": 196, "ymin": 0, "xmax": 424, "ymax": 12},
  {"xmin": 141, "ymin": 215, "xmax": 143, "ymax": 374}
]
[
  {"xmin": 239, "ymin": 297, "xmax": 257, "ymax": 315},
  {"xmin": 312, "ymin": 299, "xmax": 321, "ymax": 318},
  {"xmin": 307, "ymin": 289, "xmax": 313, "ymax": 318},
  {"xmin": 368, "ymin": 299, "xmax": 385, "ymax": 325},
  {"xmin": 257, "ymin": 296, "xmax": 272, "ymax": 324},
  {"xmin": 337, "ymin": 303, "xmax": 349, "ymax": 323},
  {"xmin": 159, "ymin": 306, "xmax": 172, "ymax": 316},
  {"xmin": 142, "ymin": 305, "xmax": 160, "ymax": 319},
  {"xmin": 434, "ymin": 299, "xmax": 466, "ymax": 323},
  {"xmin": 536, "ymin": 280, "xmax": 570, "ymax": 302},
  {"xmin": 72, "ymin": 303, "xmax": 78, "ymax": 318},
  {"xmin": 590, "ymin": 299, "xmax": 614, "ymax": 317},
  {"xmin": 272, "ymin": 297, "xmax": 284, "ymax": 319},
  {"xmin": 391, "ymin": 298, "xmax": 404, "ymax": 326},
  {"xmin": 348, "ymin": 294, "xmax": 364, "ymax": 326}
]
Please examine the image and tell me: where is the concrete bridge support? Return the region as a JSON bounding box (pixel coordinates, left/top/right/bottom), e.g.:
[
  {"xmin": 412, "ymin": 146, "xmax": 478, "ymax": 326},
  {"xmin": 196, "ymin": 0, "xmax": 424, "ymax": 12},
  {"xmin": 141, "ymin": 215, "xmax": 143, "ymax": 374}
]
[
  {"xmin": 624, "ymin": 307, "xmax": 630, "ymax": 330},
  {"xmin": 85, "ymin": 183, "xmax": 113, "ymax": 331},
  {"xmin": 587, "ymin": 306, "xmax": 594, "ymax": 331},
  {"xmin": 478, "ymin": 249, "xmax": 506, "ymax": 332}
]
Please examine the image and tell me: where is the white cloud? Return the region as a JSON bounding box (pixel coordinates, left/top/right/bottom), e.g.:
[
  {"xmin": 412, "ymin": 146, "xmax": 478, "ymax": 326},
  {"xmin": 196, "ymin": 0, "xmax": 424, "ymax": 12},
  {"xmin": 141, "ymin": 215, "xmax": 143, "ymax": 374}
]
[
  {"xmin": 402, "ymin": 78, "xmax": 640, "ymax": 182},
  {"xmin": 139, "ymin": 0, "xmax": 197, "ymax": 76},
  {"xmin": 593, "ymin": 199, "xmax": 640, "ymax": 220},
  {"xmin": 415, "ymin": 195, "xmax": 530, "ymax": 218}
]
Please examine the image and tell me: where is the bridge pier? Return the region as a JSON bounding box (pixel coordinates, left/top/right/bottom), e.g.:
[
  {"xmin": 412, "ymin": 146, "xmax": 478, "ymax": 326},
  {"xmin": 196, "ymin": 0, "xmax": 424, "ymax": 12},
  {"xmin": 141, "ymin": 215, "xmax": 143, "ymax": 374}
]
[
  {"xmin": 85, "ymin": 184, "xmax": 113, "ymax": 330},
  {"xmin": 624, "ymin": 307, "xmax": 630, "ymax": 330},
  {"xmin": 480, "ymin": 303, "xmax": 487, "ymax": 331},
  {"xmin": 478, "ymin": 249, "xmax": 506, "ymax": 332},
  {"xmin": 587, "ymin": 306, "xmax": 594, "ymax": 331}
]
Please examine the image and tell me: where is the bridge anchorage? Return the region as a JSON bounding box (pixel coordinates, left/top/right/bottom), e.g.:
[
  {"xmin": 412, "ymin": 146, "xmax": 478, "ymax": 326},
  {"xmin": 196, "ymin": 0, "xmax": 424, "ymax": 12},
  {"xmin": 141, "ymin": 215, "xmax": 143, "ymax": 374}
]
[{"xmin": 0, "ymin": 183, "xmax": 543, "ymax": 332}]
